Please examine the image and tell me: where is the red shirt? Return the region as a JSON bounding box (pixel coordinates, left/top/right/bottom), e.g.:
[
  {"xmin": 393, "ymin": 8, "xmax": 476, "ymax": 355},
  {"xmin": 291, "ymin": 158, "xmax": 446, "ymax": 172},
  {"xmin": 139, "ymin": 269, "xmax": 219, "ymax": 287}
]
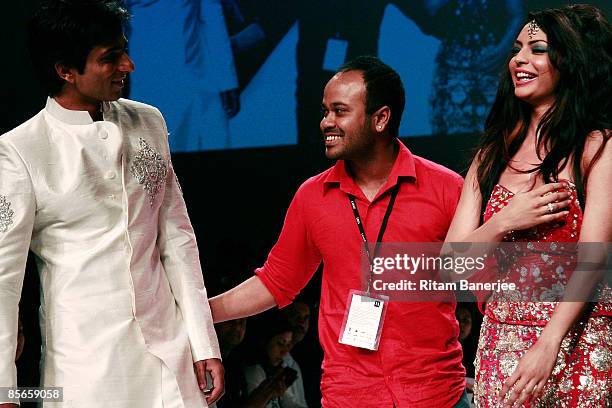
[{"xmin": 256, "ymin": 141, "xmax": 466, "ymax": 408}]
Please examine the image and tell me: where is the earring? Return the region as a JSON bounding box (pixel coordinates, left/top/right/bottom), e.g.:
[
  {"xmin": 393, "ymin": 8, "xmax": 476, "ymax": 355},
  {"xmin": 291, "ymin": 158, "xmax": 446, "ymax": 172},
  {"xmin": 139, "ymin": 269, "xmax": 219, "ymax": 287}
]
[{"xmin": 377, "ymin": 126, "xmax": 382, "ymax": 129}]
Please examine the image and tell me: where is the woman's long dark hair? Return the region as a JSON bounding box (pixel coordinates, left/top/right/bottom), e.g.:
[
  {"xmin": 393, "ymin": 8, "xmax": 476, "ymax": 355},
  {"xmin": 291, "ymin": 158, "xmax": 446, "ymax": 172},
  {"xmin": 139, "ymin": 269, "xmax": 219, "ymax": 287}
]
[{"xmin": 476, "ymin": 5, "xmax": 611, "ymax": 218}]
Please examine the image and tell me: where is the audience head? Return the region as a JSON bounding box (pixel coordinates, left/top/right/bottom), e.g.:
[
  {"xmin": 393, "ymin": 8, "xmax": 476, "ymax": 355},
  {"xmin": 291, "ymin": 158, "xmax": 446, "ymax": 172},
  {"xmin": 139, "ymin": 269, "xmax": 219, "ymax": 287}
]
[
  {"xmin": 215, "ymin": 318, "xmax": 247, "ymax": 356},
  {"xmin": 455, "ymin": 304, "xmax": 473, "ymax": 342},
  {"xmin": 281, "ymin": 299, "xmax": 311, "ymax": 347},
  {"xmin": 251, "ymin": 310, "xmax": 294, "ymax": 367}
]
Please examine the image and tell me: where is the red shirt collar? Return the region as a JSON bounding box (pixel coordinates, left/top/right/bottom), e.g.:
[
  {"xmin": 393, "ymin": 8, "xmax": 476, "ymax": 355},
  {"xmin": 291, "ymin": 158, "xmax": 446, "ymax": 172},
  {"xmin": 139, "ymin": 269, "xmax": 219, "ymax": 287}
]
[{"xmin": 323, "ymin": 139, "xmax": 417, "ymax": 199}]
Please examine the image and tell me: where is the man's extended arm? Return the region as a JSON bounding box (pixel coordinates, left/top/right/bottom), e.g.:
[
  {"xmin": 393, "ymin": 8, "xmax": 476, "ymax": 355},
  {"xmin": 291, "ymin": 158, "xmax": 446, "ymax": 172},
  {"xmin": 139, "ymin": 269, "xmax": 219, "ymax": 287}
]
[
  {"xmin": 210, "ymin": 276, "xmax": 276, "ymax": 323},
  {"xmin": 155, "ymin": 111, "xmax": 220, "ymax": 362},
  {"xmin": 158, "ymin": 155, "xmax": 221, "ymax": 359},
  {"xmin": 211, "ymin": 181, "xmax": 322, "ymax": 322},
  {"xmin": 154, "ymin": 112, "xmax": 223, "ymax": 402}
]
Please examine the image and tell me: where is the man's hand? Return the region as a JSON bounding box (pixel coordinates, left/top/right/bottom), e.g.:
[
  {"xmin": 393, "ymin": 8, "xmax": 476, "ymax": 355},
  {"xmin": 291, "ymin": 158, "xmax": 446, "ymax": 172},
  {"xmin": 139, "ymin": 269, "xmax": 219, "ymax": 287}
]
[{"xmin": 194, "ymin": 358, "xmax": 224, "ymax": 405}]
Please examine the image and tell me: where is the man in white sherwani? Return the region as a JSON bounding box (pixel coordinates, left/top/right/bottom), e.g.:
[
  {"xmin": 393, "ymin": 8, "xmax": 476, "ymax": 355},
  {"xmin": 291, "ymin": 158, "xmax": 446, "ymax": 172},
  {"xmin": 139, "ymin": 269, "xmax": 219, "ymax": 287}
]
[{"xmin": 0, "ymin": 1, "xmax": 224, "ymax": 407}]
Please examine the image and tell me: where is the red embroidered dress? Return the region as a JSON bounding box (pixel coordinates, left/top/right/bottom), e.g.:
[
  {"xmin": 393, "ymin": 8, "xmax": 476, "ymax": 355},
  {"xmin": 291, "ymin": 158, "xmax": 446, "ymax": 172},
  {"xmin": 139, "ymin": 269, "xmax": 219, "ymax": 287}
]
[{"xmin": 473, "ymin": 182, "xmax": 612, "ymax": 407}]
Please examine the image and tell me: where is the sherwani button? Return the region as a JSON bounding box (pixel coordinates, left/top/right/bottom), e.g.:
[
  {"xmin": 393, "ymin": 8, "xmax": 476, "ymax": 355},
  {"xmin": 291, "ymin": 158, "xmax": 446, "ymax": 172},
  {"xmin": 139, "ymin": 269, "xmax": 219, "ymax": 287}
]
[
  {"xmin": 100, "ymin": 130, "xmax": 109, "ymax": 140},
  {"xmin": 105, "ymin": 171, "xmax": 116, "ymax": 180}
]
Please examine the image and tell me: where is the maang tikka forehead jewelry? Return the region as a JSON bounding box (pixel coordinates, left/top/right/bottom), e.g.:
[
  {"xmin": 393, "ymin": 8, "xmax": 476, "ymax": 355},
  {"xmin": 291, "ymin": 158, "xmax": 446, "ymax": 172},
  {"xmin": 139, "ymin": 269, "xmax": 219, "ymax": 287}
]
[{"xmin": 527, "ymin": 20, "xmax": 540, "ymax": 38}]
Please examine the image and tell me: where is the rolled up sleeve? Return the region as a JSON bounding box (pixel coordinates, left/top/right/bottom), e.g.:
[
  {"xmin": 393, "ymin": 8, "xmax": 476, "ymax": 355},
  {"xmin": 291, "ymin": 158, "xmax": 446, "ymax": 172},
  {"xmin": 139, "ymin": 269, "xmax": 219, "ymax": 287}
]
[{"xmin": 255, "ymin": 185, "xmax": 322, "ymax": 308}]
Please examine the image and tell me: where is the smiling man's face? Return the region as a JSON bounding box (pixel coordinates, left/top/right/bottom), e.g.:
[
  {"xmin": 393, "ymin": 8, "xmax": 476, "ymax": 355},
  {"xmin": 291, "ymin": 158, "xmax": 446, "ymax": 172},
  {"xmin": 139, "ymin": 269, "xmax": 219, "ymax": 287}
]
[
  {"xmin": 320, "ymin": 70, "xmax": 376, "ymax": 161},
  {"xmin": 60, "ymin": 35, "xmax": 134, "ymax": 110}
]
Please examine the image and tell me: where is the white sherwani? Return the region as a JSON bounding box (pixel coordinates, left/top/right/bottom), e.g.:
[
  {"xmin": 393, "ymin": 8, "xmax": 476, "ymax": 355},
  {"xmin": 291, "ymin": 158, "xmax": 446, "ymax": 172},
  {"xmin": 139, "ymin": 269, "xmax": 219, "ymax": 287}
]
[{"xmin": 0, "ymin": 98, "xmax": 220, "ymax": 407}]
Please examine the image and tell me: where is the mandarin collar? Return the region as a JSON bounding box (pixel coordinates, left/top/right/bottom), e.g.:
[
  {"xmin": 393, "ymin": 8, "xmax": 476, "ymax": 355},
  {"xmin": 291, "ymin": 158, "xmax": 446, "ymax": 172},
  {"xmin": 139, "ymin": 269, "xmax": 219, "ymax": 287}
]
[{"xmin": 45, "ymin": 97, "xmax": 112, "ymax": 125}]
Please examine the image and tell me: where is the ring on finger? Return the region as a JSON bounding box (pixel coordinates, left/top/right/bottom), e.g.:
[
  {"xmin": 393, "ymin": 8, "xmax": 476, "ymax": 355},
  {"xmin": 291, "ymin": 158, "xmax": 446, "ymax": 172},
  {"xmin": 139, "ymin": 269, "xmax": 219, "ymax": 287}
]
[{"xmin": 547, "ymin": 202, "xmax": 555, "ymax": 214}]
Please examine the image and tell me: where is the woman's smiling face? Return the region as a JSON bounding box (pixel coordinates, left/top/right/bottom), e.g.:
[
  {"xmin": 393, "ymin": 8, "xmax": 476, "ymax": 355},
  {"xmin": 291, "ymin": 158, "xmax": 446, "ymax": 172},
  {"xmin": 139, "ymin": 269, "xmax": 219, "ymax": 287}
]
[{"xmin": 509, "ymin": 21, "xmax": 560, "ymax": 108}]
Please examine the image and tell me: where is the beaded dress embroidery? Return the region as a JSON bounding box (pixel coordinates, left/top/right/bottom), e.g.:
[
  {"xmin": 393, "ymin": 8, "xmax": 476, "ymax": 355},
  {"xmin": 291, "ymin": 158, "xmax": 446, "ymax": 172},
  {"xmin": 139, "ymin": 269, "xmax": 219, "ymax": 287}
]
[{"xmin": 473, "ymin": 182, "xmax": 612, "ymax": 407}]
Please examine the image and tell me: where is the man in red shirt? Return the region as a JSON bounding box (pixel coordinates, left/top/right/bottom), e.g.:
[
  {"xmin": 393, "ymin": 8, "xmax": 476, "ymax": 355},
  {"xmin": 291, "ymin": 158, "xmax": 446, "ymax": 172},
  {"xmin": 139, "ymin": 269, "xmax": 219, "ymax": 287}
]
[{"xmin": 210, "ymin": 56, "xmax": 469, "ymax": 407}]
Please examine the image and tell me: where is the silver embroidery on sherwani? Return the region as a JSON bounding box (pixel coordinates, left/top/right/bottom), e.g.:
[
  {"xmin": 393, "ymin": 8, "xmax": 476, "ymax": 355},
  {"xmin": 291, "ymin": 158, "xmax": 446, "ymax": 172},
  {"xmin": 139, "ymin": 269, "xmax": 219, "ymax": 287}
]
[
  {"xmin": 0, "ymin": 195, "xmax": 15, "ymax": 232},
  {"xmin": 130, "ymin": 138, "xmax": 168, "ymax": 205}
]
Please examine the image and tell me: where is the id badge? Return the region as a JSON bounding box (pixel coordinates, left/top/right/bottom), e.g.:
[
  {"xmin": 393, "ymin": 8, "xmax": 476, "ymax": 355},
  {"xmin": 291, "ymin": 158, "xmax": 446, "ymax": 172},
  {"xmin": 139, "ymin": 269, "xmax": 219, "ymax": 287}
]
[
  {"xmin": 338, "ymin": 290, "xmax": 388, "ymax": 350},
  {"xmin": 323, "ymin": 38, "xmax": 348, "ymax": 71}
]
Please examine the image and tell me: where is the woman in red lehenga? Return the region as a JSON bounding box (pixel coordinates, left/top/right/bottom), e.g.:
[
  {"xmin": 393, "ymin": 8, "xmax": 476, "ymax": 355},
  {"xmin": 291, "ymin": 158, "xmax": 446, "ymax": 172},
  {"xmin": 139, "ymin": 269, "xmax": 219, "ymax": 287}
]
[{"xmin": 444, "ymin": 5, "xmax": 611, "ymax": 407}]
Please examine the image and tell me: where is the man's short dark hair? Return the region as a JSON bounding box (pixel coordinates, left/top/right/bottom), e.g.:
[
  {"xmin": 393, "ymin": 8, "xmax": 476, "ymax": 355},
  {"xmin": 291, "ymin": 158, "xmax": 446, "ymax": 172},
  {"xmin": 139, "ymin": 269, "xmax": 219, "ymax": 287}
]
[
  {"xmin": 28, "ymin": 0, "xmax": 130, "ymax": 96},
  {"xmin": 339, "ymin": 56, "xmax": 406, "ymax": 137}
]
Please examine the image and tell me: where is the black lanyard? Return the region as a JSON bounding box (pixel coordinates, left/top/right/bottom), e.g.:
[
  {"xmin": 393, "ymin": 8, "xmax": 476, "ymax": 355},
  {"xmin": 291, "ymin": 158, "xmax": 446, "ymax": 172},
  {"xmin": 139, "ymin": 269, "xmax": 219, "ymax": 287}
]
[{"xmin": 347, "ymin": 185, "xmax": 399, "ymax": 293}]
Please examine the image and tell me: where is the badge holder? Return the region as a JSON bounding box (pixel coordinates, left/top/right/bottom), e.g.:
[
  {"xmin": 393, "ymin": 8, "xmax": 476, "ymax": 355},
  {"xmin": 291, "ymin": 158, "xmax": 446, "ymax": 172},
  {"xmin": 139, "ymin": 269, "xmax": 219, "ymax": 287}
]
[{"xmin": 338, "ymin": 289, "xmax": 389, "ymax": 351}]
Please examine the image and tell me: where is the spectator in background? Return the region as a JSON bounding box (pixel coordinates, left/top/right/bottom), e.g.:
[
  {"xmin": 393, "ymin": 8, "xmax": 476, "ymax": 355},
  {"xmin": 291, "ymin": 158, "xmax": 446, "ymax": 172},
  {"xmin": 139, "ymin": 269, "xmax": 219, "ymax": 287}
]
[
  {"xmin": 456, "ymin": 303, "xmax": 473, "ymax": 343},
  {"xmin": 217, "ymin": 318, "xmax": 248, "ymax": 359},
  {"xmin": 280, "ymin": 299, "xmax": 311, "ymax": 407},
  {"xmin": 242, "ymin": 311, "xmax": 307, "ymax": 408},
  {"xmin": 455, "ymin": 303, "xmax": 476, "ymax": 398},
  {"xmin": 281, "ymin": 300, "xmax": 311, "ymax": 350},
  {"xmin": 214, "ymin": 318, "xmax": 248, "ymax": 408}
]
